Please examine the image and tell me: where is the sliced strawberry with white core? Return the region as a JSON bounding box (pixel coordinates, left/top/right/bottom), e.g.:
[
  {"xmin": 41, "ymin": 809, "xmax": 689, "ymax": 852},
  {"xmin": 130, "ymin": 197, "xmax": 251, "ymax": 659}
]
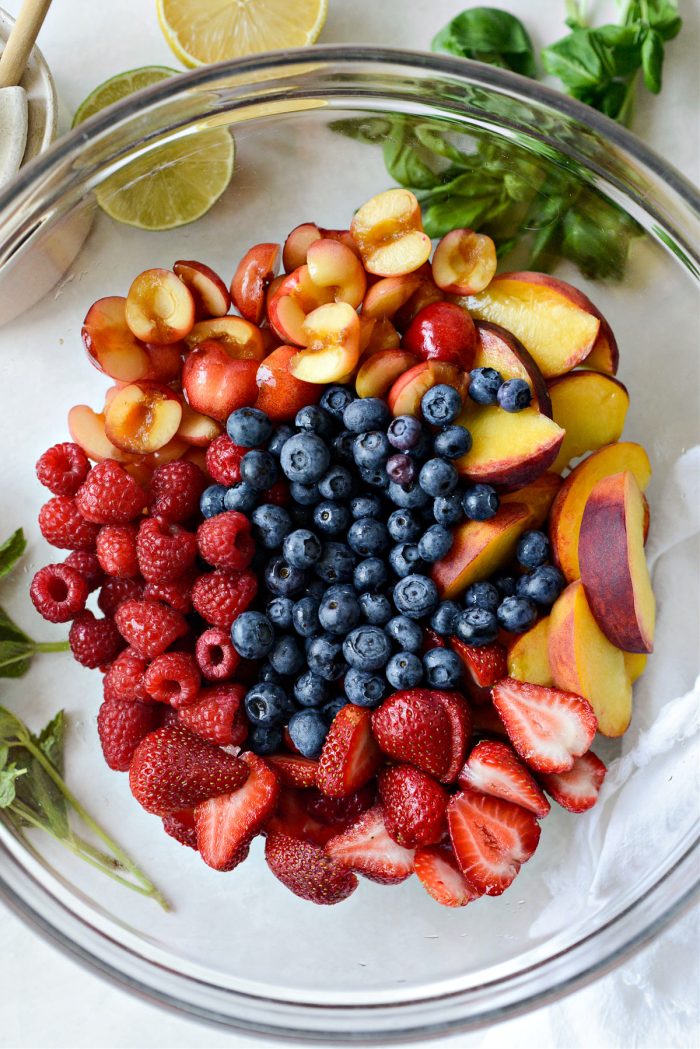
[
  {"xmin": 539, "ymin": 750, "xmax": 607, "ymax": 813},
  {"xmin": 195, "ymin": 752, "xmax": 279, "ymax": 871},
  {"xmin": 448, "ymin": 789, "xmax": 541, "ymax": 896},
  {"xmin": 265, "ymin": 787, "xmax": 337, "ymax": 847},
  {"xmin": 325, "ymin": 804, "xmax": 415, "ymax": 884},
  {"xmin": 317, "ymin": 704, "xmax": 381, "ymax": 798},
  {"xmin": 450, "ymin": 637, "xmax": 507, "ymax": 688},
  {"xmin": 458, "ymin": 739, "xmax": 550, "ymax": 818},
  {"xmin": 492, "ymin": 677, "xmax": 597, "ymax": 774},
  {"xmin": 414, "ymin": 844, "xmax": 481, "ymax": 907}
]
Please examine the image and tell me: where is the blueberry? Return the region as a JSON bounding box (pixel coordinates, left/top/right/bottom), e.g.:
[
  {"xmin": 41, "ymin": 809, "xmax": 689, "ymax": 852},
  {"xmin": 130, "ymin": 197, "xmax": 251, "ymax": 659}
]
[
  {"xmin": 347, "ymin": 518, "xmax": 389, "ymax": 557},
  {"xmin": 418, "ymin": 524, "xmax": 453, "ymax": 562},
  {"xmin": 305, "ymin": 578, "xmax": 326, "ymax": 601},
  {"xmin": 240, "ymin": 449, "xmax": 277, "ymax": 490},
  {"xmin": 318, "ymin": 465, "xmax": 353, "ymax": 501},
  {"xmin": 492, "ymin": 571, "xmax": 517, "ymax": 597},
  {"xmin": 386, "ymin": 453, "xmax": 416, "ymax": 485},
  {"xmin": 200, "ymin": 484, "xmax": 227, "ymax": 518},
  {"xmin": 464, "ymin": 581, "xmax": 500, "ymax": 612},
  {"xmin": 289, "ymin": 480, "xmax": 321, "ymax": 506},
  {"xmin": 267, "ymin": 424, "xmax": 295, "ymax": 458},
  {"xmin": 434, "ymin": 424, "xmax": 472, "ymax": 459},
  {"xmin": 359, "ymin": 591, "xmax": 392, "ymax": 625},
  {"xmin": 433, "ymin": 493, "xmax": 465, "ymax": 526},
  {"xmin": 423, "ymin": 648, "xmax": 463, "ymax": 688},
  {"xmin": 393, "ymin": 574, "xmax": 439, "ymax": 620},
  {"xmin": 331, "ymin": 430, "xmax": 356, "ymax": 464},
  {"xmin": 319, "ymin": 586, "xmax": 362, "ymax": 634},
  {"xmin": 264, "ymin": 556, "xmax": 306, "ymax": 598},
  {"xmin": 315, "ymin": 541, "xmax": 356, "ymax": 583},
  {"xmin": 388, "ymin": 480, "xmax": 431, "ymax": 509},
  {"xmin": 387, "ymin": 414, "xmax": 423, "ymax": 450},
  {"xmin": 258, "ymin": 662, "xmax": 285, "ymax": 685},
  {"xmin": 287, "ymin": 709, "xmax": 328, "ymax": 759},
  {"xmin": 454, "ymin": 607, "xmax": 499, "ymax": 646},
  {"xmin": 295, "ymin": 404, "xmax": 335, "ymax": 439},
  {"xmin": 231, "ymin": 611, "xmax": 275, "ymax": 659},
  {"xmin": 320, "ymin": 384, "xmax": 354, "ymax": 421},
  {"xmin": 350, "ymin": 494, "xmax": 382, "ymax": 520},
  {"xmin": 497, "ymin": 378, "xmax": 532, "ymax": 412},
  {"xmin": 244, "ymin": 682, "xmax": 292, "ymax": 726},
  {"xmin": 283, "ymin": 528, "xmax": 322, "ymax": 570},
  {"xmin": 251, "ymin": 503, "xmax": 292, "ymax": 548},
  {"xmin": 292, "ymin": 596, "xmax": 321, "ymax": 637},
  {"xmin": 386, "ymin": 651, "xmax": 424, "ymax": 689},
  {"xmin": 516, "ymin": 529, "xmax": 550, "ymax": 569},
  {"xmin": 430, "ymin": 600, "xmax": 460, "ymax": 636},
  {"xmin": 359, "ymin": 464, "xmax": 390, "ymax": 489},
  {"xmin": 387, "ymin": 508, "xmax": 422, "ymax": 543},
  {"xmin": 343, "ymin": 397, "xmax": 389, "ymax": 433},
  {"xmin": 421, "ymin": 384, "xmax": 462, "ymax": 426},
  {"xmin": 462, "ymin": 484, "xmax": 499, "ymax": 521},
  {"xmin": 269, "ymin": 634, "xmax": 305, "ymax": 676},
  {"xmin": 354, "ymin": 557, "xmax": 388, "ymax": 593},
  {"xmin": 344, "ymin": 667, "xmax": 386, "ymax": 708},
  {"xmin": 353, "ymin": 431, "xmax": 391, "ymax": 471},
  {"xmin": 410, "ymin": 432, "xmax": 431, "ymax": 461},
  {"xmin": 267, "ymin": 596, "xmax": 294, "ymax": 630},
  {"xmin": 280, "ymin": 433, "xmax": 330, "ymax": 484},
  {"xmin": 322, "ymin": 697, "xmax": 348, "ymax": 724},
  {"xmin": 469, "ymin": 367, "xmax": 503, "ymax": 405},
  {"xmin": 389, "ymin": 542, "xmax": 422, "ymax": 578},
  {"xmin": 313, "ymin": 500, "xmax": 350, "ymax": 536},
  {"xmin": 226, "ymin": 407, "xmax": 272, "ymax": 447},
  {"xmin": 516, "ymin": 564, "xmax": 565, "ymax": 606},
  {"xmin": 497, "ymin": 596, "xmax": 538, "ymax": 633},
  {"xmin": 419, "ymin": 458, "xmax": 458, "ymax": 498},
  {"xmin": 386, "ymin": 615, "xmax": 423, "ymax": 652},
  {"xmin": 247, "ymin": 724, "xmax": 283, "ymax": 755},
  {"xmin": 343, "ymin": 625, "xmax": 392, "ymax": 671},
  {"xmin": 307, "ymin": 633, "xmax": 346, "ymax": 681},
  {"xmin": 294, "ymin": 671, "xmax": 330, "ymax": 708},
  {"xmin": 223, "ymin": 482, "xmax": 258, "ymax": 514}
]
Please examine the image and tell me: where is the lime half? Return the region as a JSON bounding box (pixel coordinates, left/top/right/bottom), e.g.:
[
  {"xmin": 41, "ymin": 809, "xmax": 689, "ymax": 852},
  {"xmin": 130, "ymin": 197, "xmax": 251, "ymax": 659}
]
[{"xmin": 72, "ymin": 66, "xmax": 178, "ymax": 127}]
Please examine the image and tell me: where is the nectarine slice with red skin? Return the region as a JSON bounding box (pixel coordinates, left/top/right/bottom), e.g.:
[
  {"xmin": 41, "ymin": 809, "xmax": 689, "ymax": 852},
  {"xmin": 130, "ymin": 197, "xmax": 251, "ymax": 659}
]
[
  {"xmin": 624, "ymin": 652, "xmax": 647, "ymax": 683},
  {"xmin": 499, "ymin": 472, "xmax": 562, "ymax": 526},
  {"xmin": 474, "ymin": 321, "xmax": 551, "ymax": 416},
  {"xmin": 548, "ymin": 580, "xmax": 632, "ymax": 737},
  {"xmin": 431, "ymin": 502, "xmax": 532, "ymax": 600},
  {"xmin": 362, "ymin": 274, "xmax": 421, "ymax": 320},
  {"xmin": 548, "ymin": 442, "xmax": 652, "ymax": 583},
  {"xmin": 350, "ymin": 188, "xmax": 432, "ymax": 276},
  {"xmin": 578, "ymin": 471, "xmax": 655, "ymax": 654},
  {"xmin": 455, "ymin": 406, "xmax": 564, "ymax": 489},
  {"xmin": 182, "ymin": 339, "xmax": 259, "ymax": 423},
  {"xmin": 173, "ymin": 260, "xmax": 231, "ymax": 320},
  {"xmin": 68, "ymin": 405, "xmax": 135, "ymax": 464},
  {"xmin": 307, "ymin": 238, "xmax": 367, "ymax": 309},
  {"xmin": 432, "ymin": 229, "xmax": 497, "ymax": 295},
  {"xmin": 176, "ymin": 402, "xmax": 223, "ymax": 447},
  {"xmin": 507, "ymin": 617, "xmax": 553, "ymax": 687},
  {"xmin": 548, "ymin": 370, "xmax": 629, "ymax": 473},
  {"xmin": 125, "ymin": 268, "xmax": 195, "ymax": 344},
  {"xmin": 104, "ymin": 382, "xmax": 183, "ymax": 456},
  {"xmin": 580, "ymin": 316, "xmax": 619, "ymax": 375},
  {"xmin": 255, "ymin": 345, "xmax": 321, "ymax": 422},
  {"xmin": 230, "ymin": 242, "xmax": 279, "ymax": 325},
  {"xmin": 267, "ymin": 265, "xmax": 334, "ymax": 346},
  {"xmin": 387, "ymin": 360, "xmax": 469, "ymax": 418},
  {"xmin": 82, "ymin": 296, "xmax": 151, "ymax": 383},
  {"xmin": 403, "ymin": 302, "xmax": 477, "ymax": 371},
  {"xmin": 355, "ymin": 349, "xmax": 420, "ymax": 399},
  {"xmin": 290, "ymin": 302, "xmax": 361, "ymax": 384},
  {"xmin": 184, "ymin": 316, "xmax": 265, "ymax": 362}
]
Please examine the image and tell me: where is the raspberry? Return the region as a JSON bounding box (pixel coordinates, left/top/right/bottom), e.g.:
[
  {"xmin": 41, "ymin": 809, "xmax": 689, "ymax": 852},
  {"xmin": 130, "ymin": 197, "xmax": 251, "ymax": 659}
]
[
  {"xmin": 36, "ymin": 442, "xmax": 90, "ymax": 496},
  {"xmin": 114, "ymin": 599, "xmax": 188, "ymax": 660},
  {"xmin": 75, "ymin": 460, "xmax": 145, "ymax": 525},
  {"xmin": 29, "ymin": 563, "xmax": 89, "ymax": 623},
  {"xmin": 263, "ymin": 480, "xmax": 291, "ymax": 506},
  {"xmin": 96, "ymin": 524, "xmax": 139, "ymax": 578},
  {"xmin": 38, "ymin": 496, "xmax": 100, "ymax": 551},
  {"xmin": 143, "ymin": 571, "xmax": 195, "ymax": 614},
  {"xmin": 162, "ymin": 808, "xmax": 198, "ymax": 850},
  {"xmin": 191, "ymin": 568, "xmax": 257, "ymax": 629},
  {"xmin": 69, "ymin": 611, "xmax": 124, "ymax": 668},
  {"xmin": 143, "ymin": 652, "xmax": 201, "ymax": 709},
  {"xmin": 177, "ymin": 684, "xmax": 248, "ymax": 746},
  {"xmin": 195, "ymin": 627, "xmax": 240, "ymax": 681},
  {"xmin": 136, "ymin": 516, "xmax": 197, "ymax": 583},
  {"xmin": 196, "ymin": 512, "xmax": 254, "ymax": 570},
  {"xmin": 102, "ymin": 648, "xmax": 150, "ymax": 702},
  {"xmin": 205, "ymin": 435, "xmax": 246, "ymax": 486},
  {"xmin": 97, "ymin": 698, "xmax": 161, "ymax": 772},
  {"xmin": 97, "ymin": 576, "xmax": 145, "ymax": 618},
  {"xmin": 64, "ymin": 551, "xmax": 104, "ymax": 592},
  {"xmin": 148, "ymin": 461, "xmax": 208, "ymax": 523}
]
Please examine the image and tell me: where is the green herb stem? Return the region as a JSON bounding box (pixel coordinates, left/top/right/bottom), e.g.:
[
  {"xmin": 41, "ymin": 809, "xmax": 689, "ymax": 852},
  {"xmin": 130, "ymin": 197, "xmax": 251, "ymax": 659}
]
[{"xmin": 34, "ymin": 641, "xmax": 71, "ymax": 654}]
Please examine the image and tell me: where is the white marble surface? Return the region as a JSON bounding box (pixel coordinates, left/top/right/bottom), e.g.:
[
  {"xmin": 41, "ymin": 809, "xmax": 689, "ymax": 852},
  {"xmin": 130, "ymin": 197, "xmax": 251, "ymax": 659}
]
[{"xmin": 1, "ymin": 1, "xmax": 699, "ymax": 1046}]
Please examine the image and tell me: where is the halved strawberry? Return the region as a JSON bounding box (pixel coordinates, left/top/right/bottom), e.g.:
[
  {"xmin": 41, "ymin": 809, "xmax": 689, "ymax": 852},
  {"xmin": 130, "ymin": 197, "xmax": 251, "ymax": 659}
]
[
  {"xmin": 325, "ymin": 805, "xmax": 415, "ymax": 884},
  {"xmin": 162, "ymin": 807, "xmax": 198, "ymax": 850},
  {"xmin": 539, "ymin": 750, "xmax": 607, "ymax": 813},
  {"xmin": 450, "ymin": 637, "xmax": 507, "ymax": 690},
  {"xmin": 195, "ymin": 752, "xmax": 280, "ymax": 871},
  {"xmin": 458, "ymin": 740, "xmax": 550, "ymax": 818},
  {"xmin": 492, "ymin": 678, "xmax": 597, "ymax": 774},
  {"xmin": 422, "ymin": 628, "xmax": 445, "ymax": 653},
  {"xmin": 414, "ymin": 844, "xmax": 481, "ymax": 907},
  {"xmin": 317, "ymin": 704, "xmax": 382, "ymax": 798},
  {"xmin": 448, "ymin": 789, "xmax": 541, "ymax": 896},
  {"xmin": 371, "ymin": 689, "xmax": 452, "ymax": 780},
  {"xmin": 305, "ymin": 785, "xmax": 375, "ymax": 827},
  {"xmin": 432, "ymin": 690, "xmax": 471, "ymax": 783},
  {"xmin": 471, "ymin": 703, "xmax": 509, "ymax": 738},
  {"xmin": 267, "ymin": 754, "xmax": 319, "ymax": 789},
  {"xmin": 265, "ymin": 787, "xmax": 337, "ymax": 846},
  {"xmin": 265, "ymin": 831, "xmax": 358, "ymax": 905},
  {"xmin": 378, "ymin": 765, "xmax": 447, "ymax": 847}
]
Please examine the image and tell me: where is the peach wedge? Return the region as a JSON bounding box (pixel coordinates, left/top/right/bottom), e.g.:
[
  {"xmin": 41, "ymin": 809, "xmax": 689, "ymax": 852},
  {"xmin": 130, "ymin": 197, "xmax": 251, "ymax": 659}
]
[
  {"xmin": 431, "ymin": 502, "xmax": 532, "ymax": 599},
  {"xmin": 581, "ymin": 317, "xmax": 619, "ymax": 375},
  {"xmin": 350, "ymin": 189, "xmax": 432, "ymax": 276},
  {"xmin": 500, "ymin": 473, "xmax": 562, "ymax": 526},
  {"xmin": 548, "ymin": 371, "xmax": 629, "ymax": 473},
  {"xmin": 473, "ymin": 321, "xmax": 551, "ymax": 415},
  {"xmin": 507, "ymin": 617, "xmax": 553, "ymax": 687},
  {"xmin": 455, "ymin": 406, "xmax": 564, "ymax": 488}
]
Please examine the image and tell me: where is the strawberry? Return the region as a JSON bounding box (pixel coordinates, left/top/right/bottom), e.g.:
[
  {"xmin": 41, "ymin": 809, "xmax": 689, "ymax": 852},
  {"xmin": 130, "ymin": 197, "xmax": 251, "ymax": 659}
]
[
  {"xmin": 431, "ymin": 690, "xmax": 471, "ymax": 783},
  {"xmin": 471, "ymin": 703, "xmax": 509, "ymax": 739},
  {"xmin": 414, "ymin": 844, "xmax": 481, "ymax": 908},
  {"xmin": 97, "ymin": 698, "xmax": 161, "ymax": 772},
  {"xmin": 265, "ymin": 787, "xmax": 338, "ymax": 847},
  {"xmin": 265, "ymin": 831, "xmax": 358, "ymax": 905},
  {"xmin": 195, "ymin": 752, "xmax": 279, "ymax": 871},
  {"xmin": 492, "ymin": 678, "xmax": 597, "ymax": 774},
  {"xmin": 114, "ymin": 598, "xmax": 188, "ymax": 659},
  {"xmin": 539, "ymin": 750, "xmax": 607, "ymax": 813},
  {"xmin": 458, "ymin": 740, "xmax": 550, "ymax": 818},
  {"xmin": 162, "ymin": 808, "xmax": 198, "ymax": 850},
  {"xmin": 304, "ymin": 785, "xmax": 375, "ymax": 827},
  {"xmin": 177, "ymin": 684, "xmax": 248, "ymax": 747},
  {"xmin": 447, "ymin": 789, "xmax": 541, "ymax": 896},
  {"xmin": 325, "ymin": 805, "xmax": 415, "ymax": 885},
  {"xmin": 370, "ymin": 689, "xmax": 452, "ymax": 780},
  {"xmin": 378, "ymin": 765, "xmax": 448, "ymax": 848},
  {"xmin": 129, "ymin": 723, "xmax": 248, "ymax": 815},
  {"xmin": 317, "ymin": 705, "xmax": 382, "ymax": 798},
  {"xmin": 450, "ymin": 638, "xmax": 507, "ymax": 698},
  {"xmin": 422, "ymin": 628, "xmax": 445, "ymax": 653},
  {"xmin": 267, "ymin": 754, "xmax": 319, "ymax": 789}
]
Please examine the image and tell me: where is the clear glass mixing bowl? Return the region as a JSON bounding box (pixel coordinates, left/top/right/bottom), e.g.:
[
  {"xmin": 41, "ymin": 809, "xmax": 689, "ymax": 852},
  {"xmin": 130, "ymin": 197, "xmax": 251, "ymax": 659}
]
[{"xmin": 0, "ymin": 48, "xmax": 698, "ymax": 1042}]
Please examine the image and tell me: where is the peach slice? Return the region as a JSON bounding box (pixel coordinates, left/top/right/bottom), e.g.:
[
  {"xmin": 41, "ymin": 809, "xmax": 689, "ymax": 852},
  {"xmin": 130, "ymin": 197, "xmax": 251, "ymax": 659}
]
[
  {"xmin": 362, "ymin": 274, "xmax": 421, "ymax": 320},
  {"xmin": 173, "ymin": 260, "xmax": 231, "ymax": 320},
  {"xmin": 465, "ymin": 272, "xmax": 601, "ymax": 378},
  {"xmin": 548, "ymin": 371, "xmax": 629, "ymax": 473},
  {"xmin": 355, "ymin": 349, "xmax": 420, "ymax": 399},
  {"xmin": 387, "ymin": 360, "xmax": 468, "ymax": 418},
  {"xmin": 474, "ymin": 321, "xmax": 551, "ymax": 416},
  {"xmin": 350, "ymin": 189, "xmax": 432, "ymax": 276},
  {"xmin": 455, "ymin": 406, "xmax": 564, "ymax": 489},
  {"xmin": 182, "ymin": 339, "xmax": 259, "ymax": 423},
  {"xmin": 289, "ymin": 302, "xmax": 361, "ymax": 384},
  {"xmin": 548, "ymin": 580, "xmax": 632, "ymax": 737},
  {"xmin": 579, "ymin": 471, "xmax": 655, "ymax": 653},
  {"xmin": 403, "ymin": 302, "xmax": 478, "ymax": 371},
  {"xmin": 125, "ymin": 268, "xmax": 195, "ymax": 344},
  {"xmin": 255, "ymin": 345, "xmax": 322, "ymax": 422},
  {"xmin": 507, "ymin": 617, "xmax": 553, "ymax": 686},
  {"xmin": 306, "ymin": 238, "xmax": 367, "ymax": 308},
  {"xmin": 624, "ymin": 652, "xmax": 647, "ymax": 683},
  {"xmin": 581, "ymin": 317, "xmax": 619, "ymax": 375},
  {"xmin": 68, "ymin": 405, "xmax": 134, "ymax": 464},
  {"xmin": 500, "ymin": 472, "xmax": 562, "ymax": 528},
  {"xmin": 184, "ymin": 316, "xmax": 265, "ymax": 361},
  {"xmin": 267, "ymin": 265, "xmax": 334, "ymax": 346},
  {"xmin": 431, "ymin": 502, "xmax": 532, "ymax": 599},
  {"xmin": 432, "ymin": 229, "xmax": 497, "ymax": 295},
  {"xmin": 176, "ymin": 402, "xmax": 223, "ymax": 447},
  {"xmin": 82, "ymin": 296, "xmax": 151, "ymax": 383},
  {"xmin": 104, "ymin": 382, "xmax": 183, "ymax": 456},
  {"xmin": 230, "ymin": 242, "xmax": 280, "ymax": 325},
  {"xmin": 549, "ymin": 442, "xmax": 652, "ymax": 583}
]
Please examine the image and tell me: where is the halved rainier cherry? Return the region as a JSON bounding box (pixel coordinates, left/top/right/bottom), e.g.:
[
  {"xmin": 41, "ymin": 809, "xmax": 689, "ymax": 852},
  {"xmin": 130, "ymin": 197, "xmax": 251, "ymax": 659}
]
[
  {"xmin": 350, "ymin": 188, "xmax": 432, "ymax": 276},
  {"xmin": 306, "ymin": 238, "xmax": 366, "ymax": 308},
  {"xmin": 289, "ymin": 302, "xmax": 361, "ymax": 384},
  {"xmin": 104, "ymin": 381, "xmax": 183, "ymax": 455},
  {"xmin": 184, "ymin": 316, "xmax": 265, "ymax": 361},
  {"xmin": 173, "ymin": 260, "xmax": 231, "ymax": 320},
  {"xmin": 361, "ymin": 274, "xmax": 421, "ymax": 321},
  {"xmin": 359, "ymin": 316, "xmax": 401, "ymax": 359},
  {"xmin": 267, "ymin": 265, "xmax": 334, "ymax": 346},
  {"xmin": 355, "ymin": 349, "xmax": 420, "ymax": 399},
  {"xmin": 82, "ymin": 296, "xmax": 151, "ymax": 383},
  {"xmin": 230, "ymin": 243, "xmax": 280, "ymax": 325},
  {"xmin": 282, "ymin": 222, "xmax": 359, "ymax": 272},
  {"xmin": 125, "ymin": 268, "xmax": 195, "ymax": 344},
  {"xmin": 432, "ymin": 229, "xmax": 497, "ymax": 295},
  {"xmin": 68, "ymin": 404, "xmax": 135, "ymax": 464},
  {"xmin": 387, "ymin": 360, "xmax": 470, "ymax": 417}
]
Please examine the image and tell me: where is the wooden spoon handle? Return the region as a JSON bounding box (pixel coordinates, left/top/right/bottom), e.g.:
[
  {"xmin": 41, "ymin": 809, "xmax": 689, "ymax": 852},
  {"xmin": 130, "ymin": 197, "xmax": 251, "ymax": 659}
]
[{"xmin": 0, "ymin": 0, "xmax": 53, "ymax": 89}]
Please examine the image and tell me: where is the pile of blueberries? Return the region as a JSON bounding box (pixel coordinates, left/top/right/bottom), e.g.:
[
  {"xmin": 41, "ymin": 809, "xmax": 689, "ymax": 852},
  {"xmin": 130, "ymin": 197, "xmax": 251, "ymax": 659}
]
[{"xmin": 199, "ymin": 372, "xmax": 564, "ymax": 759}]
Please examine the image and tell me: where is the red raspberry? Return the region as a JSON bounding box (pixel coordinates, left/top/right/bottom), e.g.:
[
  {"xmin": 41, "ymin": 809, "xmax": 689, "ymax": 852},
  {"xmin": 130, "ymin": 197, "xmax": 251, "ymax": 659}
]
[
  {"xmin": 29, "ymin": 563, "xmax": 88, "ymax": 623},
  {"xmin": 97, "ymin": 698, "xmax": 161, "ymax": 772},
  {"xmin": 38, "ymin": 496, "xmax": 100, "ymax": 551},
  {"xmin": 191, "ymin": 568, "xmax": 257, "ymax": 629},
  {"xmin": 195, "ymin": 627, "xmax": 240, "ymax": 681},
  {"xmin": 162, "ymin": 808, "xmax": 198, "ymax": 850},
  {"xmin": 75, "ymin": 460, "xmax": 145, "ymax": 525},
  {"xmin": 102, "ymin": 648, "xmax": 150, "ymax": 703},
  {"xmin": 69, "ymin": 611, "xmax": 124, "ymax": 668},
  {"xmin": 204, "ymin": 435, "xmax": 246, "ymax": 486},
  {"xmin": 97, "ymin": 576, "xmax": 145, "ymax": 618},
  {"xmin": 36, "ymin": 442, "xmax": 90, "ymax": 496},
  {"xmin": 114, "ymin": 599, "xmax": 188, "ymax": 660},
  {"xmin": 136, "ymin": 516, "xmax": 197, "ymax": 583},
  {"xmin": 196, "ymin": 512, "xmax": 254, "ymax": 570},
  {"xmin": 96, "ymin": 524, "xmax": 139, "ymax": 578},
  {"xmin": 177, "ymin": 684, "xmax": 248, "ymax": 747},
  {"xmin": 263, "ymin": 480, "xmax": 290, "ymax": 506},
  {"xmin": 64, "ymin": 550, "xmax": 104, "ymax": 592},
  {"xmin": 143, "ymin": 652, "xmax": 201, "ymax": 708},
  {"xmin": 144, "ymin": 571, "xmax": 195, "ymax": 614},
  {"xmin": 148, "ymin": 460, "xmax": 207, "ymax": 523}
]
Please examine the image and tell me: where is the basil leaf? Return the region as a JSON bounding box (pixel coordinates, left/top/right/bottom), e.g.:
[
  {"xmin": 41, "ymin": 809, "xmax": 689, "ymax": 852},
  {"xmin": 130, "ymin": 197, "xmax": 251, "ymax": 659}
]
[
  {"xmin": 641, "ymin": 29, "xmax": 664, "ymax": 93},
  {"xmin": 0, "ymin": 639, "xmax": 32, "ymax": 678},
  {"xmin": 0, "ymin": 744, "xmax": 8, "ymax": 771},
  {"xmin": 431, "ymin": 8, "xmax": 537, "ymax": 78},
  {"xmin": 542, "ymin": 29, "xmax": 612, "ymax": 90},
  {"xmin": 626, "ymin": 0, "xmax": 682, "ymax": 41},
  {"xmin": 382, "ymin": 123, "xmax": 441, "ymax": 190},
  {"xmin": 0, "ymin": 529, "xmax": 26, "ymax": 580},
  {"xmin": 0, "ymin": 605, "xmax": 30, "ymax": 644}
]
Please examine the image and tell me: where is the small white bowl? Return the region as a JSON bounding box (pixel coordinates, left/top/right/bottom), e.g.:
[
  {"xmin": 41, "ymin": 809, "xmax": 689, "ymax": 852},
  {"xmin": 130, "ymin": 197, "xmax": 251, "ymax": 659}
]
[{"xmin": 0, "ymin": 5, "xmax": 57, "ymax": 167}]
